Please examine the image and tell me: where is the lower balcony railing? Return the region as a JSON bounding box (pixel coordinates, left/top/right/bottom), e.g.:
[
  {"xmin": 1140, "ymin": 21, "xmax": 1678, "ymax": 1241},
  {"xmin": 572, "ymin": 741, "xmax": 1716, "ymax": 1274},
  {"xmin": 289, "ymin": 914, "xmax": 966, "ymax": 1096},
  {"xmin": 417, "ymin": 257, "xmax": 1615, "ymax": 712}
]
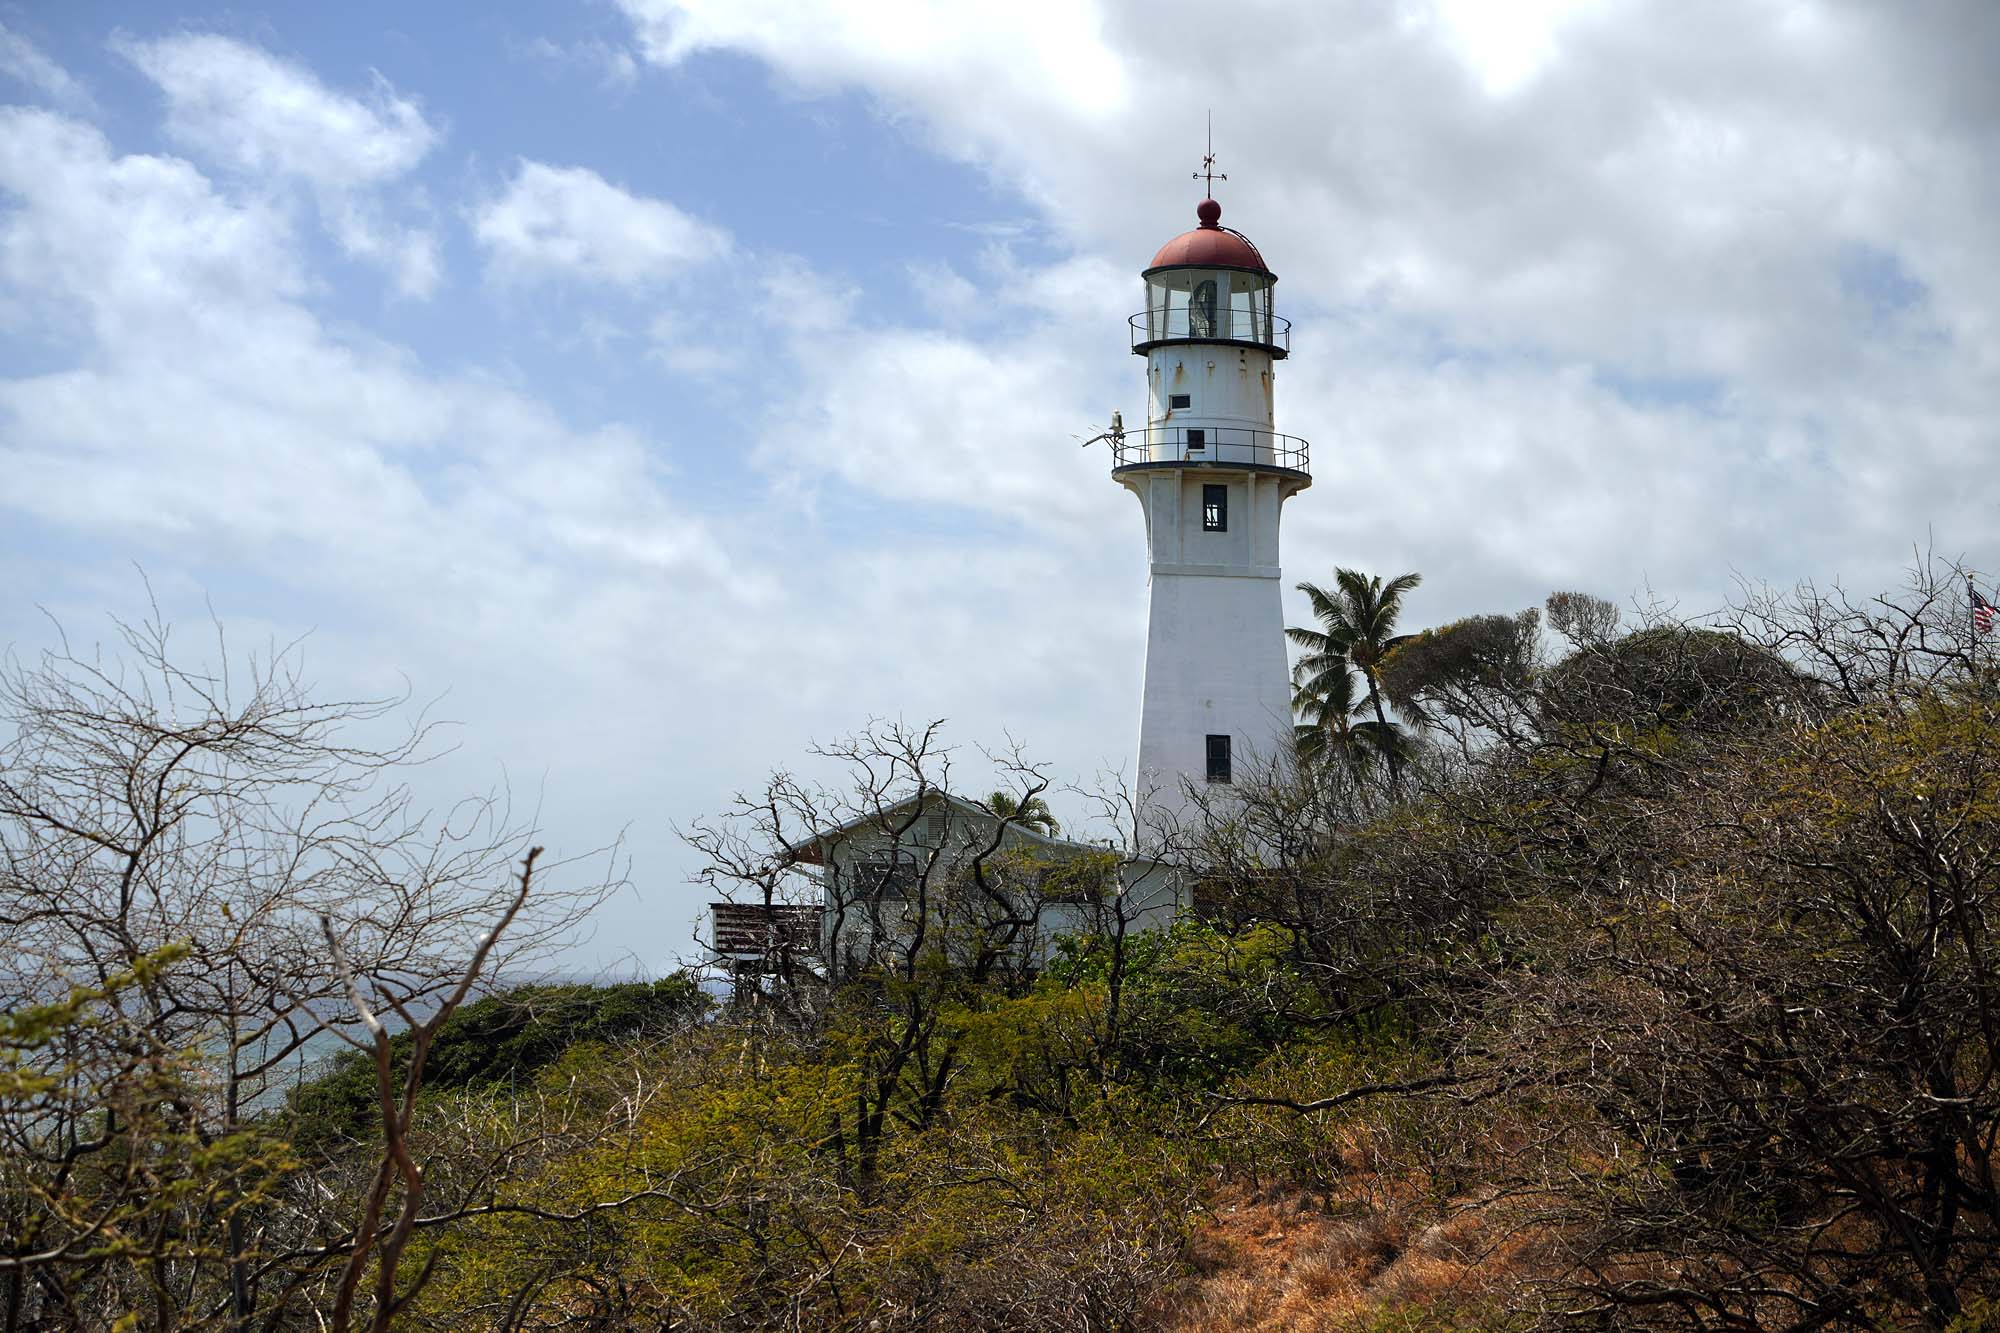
[{"xmin": 1109, "ymin": 425, "xmax": 1310, "ymax": 475}]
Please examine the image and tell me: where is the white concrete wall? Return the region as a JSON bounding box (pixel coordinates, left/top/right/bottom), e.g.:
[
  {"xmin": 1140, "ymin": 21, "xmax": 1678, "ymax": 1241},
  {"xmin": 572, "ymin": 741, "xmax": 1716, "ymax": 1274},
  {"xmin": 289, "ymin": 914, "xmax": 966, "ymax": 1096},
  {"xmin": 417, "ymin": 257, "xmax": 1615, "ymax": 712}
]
[
  {"xmin": 1037, "ymin": 858, "xmax": 1183, "ymax": 944},
  {"xmin": 1130, "ymin": 470, "xmax": 1286, "ymax": 571},
  {"xmin": 1147, "ymin": 344, "xmax": 1277, "ymax": 433},
  {"xmin": 1131, "ymin": 562, "xmax": 1294, "ymax": 831}
]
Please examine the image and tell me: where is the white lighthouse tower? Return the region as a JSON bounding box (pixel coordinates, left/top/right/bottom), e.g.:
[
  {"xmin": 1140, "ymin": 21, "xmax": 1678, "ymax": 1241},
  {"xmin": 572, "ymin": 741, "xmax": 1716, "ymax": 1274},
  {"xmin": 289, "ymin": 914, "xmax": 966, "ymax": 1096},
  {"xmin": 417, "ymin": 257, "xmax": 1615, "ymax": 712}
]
[{"xmin": 1113, "ymin": 190, "xmax": 1310, "ymax": 836}]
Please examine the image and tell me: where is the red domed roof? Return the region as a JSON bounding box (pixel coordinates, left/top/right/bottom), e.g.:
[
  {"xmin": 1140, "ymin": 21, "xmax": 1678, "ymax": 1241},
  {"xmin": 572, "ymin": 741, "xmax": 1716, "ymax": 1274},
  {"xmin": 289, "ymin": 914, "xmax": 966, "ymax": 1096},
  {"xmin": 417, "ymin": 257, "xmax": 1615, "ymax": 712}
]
[{"xmin": 1146, "ymin": 199, "xmax": 1272, "ymax": 276}]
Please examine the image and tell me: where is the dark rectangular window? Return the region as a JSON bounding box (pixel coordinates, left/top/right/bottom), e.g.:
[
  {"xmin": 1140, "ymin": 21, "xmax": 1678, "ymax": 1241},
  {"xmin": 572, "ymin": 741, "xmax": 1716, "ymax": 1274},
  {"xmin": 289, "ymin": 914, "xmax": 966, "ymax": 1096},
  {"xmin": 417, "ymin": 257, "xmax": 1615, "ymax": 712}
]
[
  {"xmin": 1185, "ymin": 428, "xmax": 1206, "ymax": 451},
  {"xmin": 1169, "ymin": 393, "xmax": 1191, "ymax": 409},
  {"xmin": 1206, "ymin": 734, "xmax": 1232, "ymax": 784},
  {"xmin": 1202, "ymin": 483, "xmax": 1227, "ymax": 531},
  {"xmin": 851, "ymin": 852, "xmax": 921, "ymax": 901}
]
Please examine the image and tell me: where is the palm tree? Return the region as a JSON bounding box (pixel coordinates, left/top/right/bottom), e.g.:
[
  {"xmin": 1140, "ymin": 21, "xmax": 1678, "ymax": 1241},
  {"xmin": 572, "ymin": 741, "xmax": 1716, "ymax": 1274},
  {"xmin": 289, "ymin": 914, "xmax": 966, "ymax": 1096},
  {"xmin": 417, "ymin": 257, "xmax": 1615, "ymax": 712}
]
[
  {"xmin": 1291, "ymin": 656, "xmax": 1408, "ymax": 777},
  {"xmin": 986, "ymin": 790, "xmax": 1060, "ymax": 837},
  {"xmin": 1289, "ymin": 568, "xmax": 1422, "ymax": 787}
]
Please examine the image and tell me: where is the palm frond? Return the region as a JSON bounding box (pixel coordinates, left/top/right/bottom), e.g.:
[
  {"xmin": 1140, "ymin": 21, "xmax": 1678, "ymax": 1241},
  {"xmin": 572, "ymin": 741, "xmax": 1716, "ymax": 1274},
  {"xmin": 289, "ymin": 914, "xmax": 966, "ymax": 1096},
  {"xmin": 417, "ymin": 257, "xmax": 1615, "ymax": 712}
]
[
  {"xmin": 1350, "ymin": 719, "xmax": 1416, "ymax": 760},
  {"xmin": 1380, "ymin": 571, "xmax": 1423, "ymax": 602},
  {"xmin": 1291, "ymin": 658, "xmax": 1349, "ymax": 690},
  {"xmin": 1296, "ymin": 580, "xmax": 1345, "ymax": 625},
  {"xmin": 1286, "ymin": 626, "xmax": 1337, "ymax": 652}
]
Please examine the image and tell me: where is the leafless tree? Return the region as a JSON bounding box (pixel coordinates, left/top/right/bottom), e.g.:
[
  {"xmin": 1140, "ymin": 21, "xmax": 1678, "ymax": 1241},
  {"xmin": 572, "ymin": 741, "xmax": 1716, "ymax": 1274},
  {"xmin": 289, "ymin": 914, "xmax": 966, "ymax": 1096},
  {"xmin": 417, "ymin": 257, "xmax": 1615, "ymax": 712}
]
[
  {"xmin": 0, "ymin": 601, "xmax": 613, "ymax": 1329},
  {"xmin": 685, "ymin": 721, "xmax": 1112, "ymax": 1193},
  {"xmin": 316, "ymin": 848, "xmax": 538, "ymax": 1332},
  {"xmin": 1544, "ymin": 590, "xmax": 1620, "ymax": 650}
]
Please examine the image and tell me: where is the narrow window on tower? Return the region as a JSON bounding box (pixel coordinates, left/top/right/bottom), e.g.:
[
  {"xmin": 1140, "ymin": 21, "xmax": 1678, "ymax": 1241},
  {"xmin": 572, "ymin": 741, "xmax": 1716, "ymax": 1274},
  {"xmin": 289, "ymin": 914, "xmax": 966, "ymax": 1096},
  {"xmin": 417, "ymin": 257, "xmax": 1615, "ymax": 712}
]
[
  {"xmin": 1202, "ymin": 483, "xmax": 1227, "ymax": 531},
  {"xmin": 1206, "ymin": 734, "xmax": 1232, "ymax": 784},
  {"xmin": 1186, "ymin": 428, "xmax": 1206, "ymax": 454},
  {"xmin": 1169, "ymin": 393, "xmax": 1192, "ymax": 410}
]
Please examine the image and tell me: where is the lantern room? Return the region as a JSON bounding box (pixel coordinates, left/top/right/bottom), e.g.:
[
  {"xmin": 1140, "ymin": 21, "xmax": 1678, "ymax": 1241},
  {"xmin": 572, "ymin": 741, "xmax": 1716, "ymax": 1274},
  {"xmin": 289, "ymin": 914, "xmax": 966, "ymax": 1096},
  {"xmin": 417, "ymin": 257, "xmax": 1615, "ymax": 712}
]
[{"xmin": 1130, "ymin": 198, "xmax": 1289, "ymax": 357}]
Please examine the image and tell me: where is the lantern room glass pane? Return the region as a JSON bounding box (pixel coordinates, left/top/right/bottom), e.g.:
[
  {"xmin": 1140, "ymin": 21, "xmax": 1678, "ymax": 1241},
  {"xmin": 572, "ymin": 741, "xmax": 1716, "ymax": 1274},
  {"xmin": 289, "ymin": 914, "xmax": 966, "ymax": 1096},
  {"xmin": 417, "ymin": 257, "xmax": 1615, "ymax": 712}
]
[
  {"xmin": 1189, "ymin": 279, "xmax": 1217, "ymax": 337},
  {"xmin": 1146, "ymin": 274, "xmax": 1192, "ymax": 340},
  {"xmin": 1145, "ymin": 270, "xmax": 1274, "ymax": 344}
]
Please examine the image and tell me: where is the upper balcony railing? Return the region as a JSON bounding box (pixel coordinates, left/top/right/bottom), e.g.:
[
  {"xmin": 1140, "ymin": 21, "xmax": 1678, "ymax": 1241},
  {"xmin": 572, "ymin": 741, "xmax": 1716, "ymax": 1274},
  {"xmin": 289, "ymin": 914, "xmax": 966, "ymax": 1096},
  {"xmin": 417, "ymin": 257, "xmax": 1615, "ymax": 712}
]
[
  {"xmin": 1130, "ymin": 309, "xmax": 1292, "ymax": 357},
  {"xmin": 1109, "ymin": 425, "xmax": 1310, "ymax": 477}
]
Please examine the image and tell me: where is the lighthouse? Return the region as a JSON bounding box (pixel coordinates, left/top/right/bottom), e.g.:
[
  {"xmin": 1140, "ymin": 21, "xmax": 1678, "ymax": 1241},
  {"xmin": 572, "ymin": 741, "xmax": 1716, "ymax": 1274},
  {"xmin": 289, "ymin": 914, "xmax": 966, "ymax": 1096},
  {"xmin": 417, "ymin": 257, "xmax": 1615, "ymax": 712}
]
[{"xmin": 1113, "ymin": 190, "xmax": 1310, "ymax": 835}]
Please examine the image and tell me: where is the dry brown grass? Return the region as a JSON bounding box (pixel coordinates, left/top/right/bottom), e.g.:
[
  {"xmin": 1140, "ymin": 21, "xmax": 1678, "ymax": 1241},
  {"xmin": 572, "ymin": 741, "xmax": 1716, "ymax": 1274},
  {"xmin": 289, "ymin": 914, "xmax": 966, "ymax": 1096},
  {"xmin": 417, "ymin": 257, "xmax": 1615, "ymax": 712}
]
[{"xmin": 1160, "ymin": 1150, "xmax": 1552, "ymax": 1332}]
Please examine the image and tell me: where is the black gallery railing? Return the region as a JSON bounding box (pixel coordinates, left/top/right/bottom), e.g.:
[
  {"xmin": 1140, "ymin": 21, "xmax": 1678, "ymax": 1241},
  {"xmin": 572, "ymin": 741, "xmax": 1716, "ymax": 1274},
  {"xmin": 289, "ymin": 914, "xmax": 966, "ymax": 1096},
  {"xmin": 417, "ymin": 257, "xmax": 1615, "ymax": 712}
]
[
  {"xmin": 1109, "ymin": 425, "xmax": 1310, "ymax": 474},
  {"xmin": 1129, "ymin": 309, "xmax": 1292, "ymax": 354}
]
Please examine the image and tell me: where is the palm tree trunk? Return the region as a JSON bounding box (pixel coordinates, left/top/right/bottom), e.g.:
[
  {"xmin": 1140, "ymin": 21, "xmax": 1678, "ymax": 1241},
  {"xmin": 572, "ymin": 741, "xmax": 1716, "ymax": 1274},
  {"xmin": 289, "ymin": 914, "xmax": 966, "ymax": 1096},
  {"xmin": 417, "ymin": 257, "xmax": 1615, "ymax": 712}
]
[{"xmin": 1363, "ymin": 669, "xmax": 1401, "ymax": 793}]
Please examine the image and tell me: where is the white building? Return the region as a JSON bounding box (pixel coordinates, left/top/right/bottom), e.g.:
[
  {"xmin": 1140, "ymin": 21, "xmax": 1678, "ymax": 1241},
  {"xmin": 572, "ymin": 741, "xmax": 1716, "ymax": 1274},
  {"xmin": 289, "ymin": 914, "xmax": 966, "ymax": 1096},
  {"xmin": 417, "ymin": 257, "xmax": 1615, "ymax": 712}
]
[
  {"xmin": 709, "ymin": 793, "xmax": 1178, "ymax": 983},
  {"xmin": 1115, "ymin": 196, "xmax": 1310, "ymax": 838}
]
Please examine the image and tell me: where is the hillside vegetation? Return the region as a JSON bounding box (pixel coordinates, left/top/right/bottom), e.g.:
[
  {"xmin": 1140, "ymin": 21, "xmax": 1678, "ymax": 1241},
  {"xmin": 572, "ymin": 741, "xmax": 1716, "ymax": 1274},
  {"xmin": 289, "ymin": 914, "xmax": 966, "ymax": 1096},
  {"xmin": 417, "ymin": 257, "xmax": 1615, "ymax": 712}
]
[{"xmin": 9, "ymin": 570, "xmax": 2000, "ymax": 1329}]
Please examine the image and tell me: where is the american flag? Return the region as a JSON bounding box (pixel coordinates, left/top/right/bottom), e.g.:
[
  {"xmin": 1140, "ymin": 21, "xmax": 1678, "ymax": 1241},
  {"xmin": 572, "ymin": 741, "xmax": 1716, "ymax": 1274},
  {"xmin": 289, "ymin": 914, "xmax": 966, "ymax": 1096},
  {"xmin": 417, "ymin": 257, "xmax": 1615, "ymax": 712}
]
[{"xmin": 1975, "ymin": 581, "xmax": 1996, "ymax": 635}]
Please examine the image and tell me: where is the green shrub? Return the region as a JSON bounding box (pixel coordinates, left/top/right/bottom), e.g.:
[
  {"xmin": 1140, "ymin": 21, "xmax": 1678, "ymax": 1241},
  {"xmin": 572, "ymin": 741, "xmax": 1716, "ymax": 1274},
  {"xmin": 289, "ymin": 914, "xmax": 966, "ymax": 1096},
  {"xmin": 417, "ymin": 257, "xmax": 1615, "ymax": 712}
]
[{"xmin": 287, "ymin": 975, "xmax": 706, "ymax": 1145}]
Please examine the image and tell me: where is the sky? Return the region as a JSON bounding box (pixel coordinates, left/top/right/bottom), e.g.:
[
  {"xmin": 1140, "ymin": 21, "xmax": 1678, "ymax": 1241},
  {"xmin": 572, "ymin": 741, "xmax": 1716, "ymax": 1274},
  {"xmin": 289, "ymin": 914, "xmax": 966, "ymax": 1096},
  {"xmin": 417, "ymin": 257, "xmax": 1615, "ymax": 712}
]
[{"xmin": 3, "ymin": 1, "xmax": 1997, "ymax": 973}]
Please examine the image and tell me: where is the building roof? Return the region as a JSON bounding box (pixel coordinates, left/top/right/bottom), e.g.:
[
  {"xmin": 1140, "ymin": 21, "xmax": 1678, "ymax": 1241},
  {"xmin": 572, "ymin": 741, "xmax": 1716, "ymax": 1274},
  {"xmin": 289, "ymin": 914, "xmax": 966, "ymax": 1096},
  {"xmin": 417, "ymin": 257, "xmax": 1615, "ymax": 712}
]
[
  {"xmin": 1146, "ymin": 198, "xmax": 1273, "ymax": 277},
  {"xmin": 782, "ymin": 790, "xmax": 1102, "ymax": 867}
]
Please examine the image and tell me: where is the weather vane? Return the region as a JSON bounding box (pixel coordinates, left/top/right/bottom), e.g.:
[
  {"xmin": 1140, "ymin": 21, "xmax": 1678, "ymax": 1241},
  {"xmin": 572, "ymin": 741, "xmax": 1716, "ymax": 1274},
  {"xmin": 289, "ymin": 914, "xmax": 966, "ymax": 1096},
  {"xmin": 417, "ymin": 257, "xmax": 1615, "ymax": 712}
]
[{"xmin": 1193, "ymin": 111, "xmax": 1226, "ymax": 198}]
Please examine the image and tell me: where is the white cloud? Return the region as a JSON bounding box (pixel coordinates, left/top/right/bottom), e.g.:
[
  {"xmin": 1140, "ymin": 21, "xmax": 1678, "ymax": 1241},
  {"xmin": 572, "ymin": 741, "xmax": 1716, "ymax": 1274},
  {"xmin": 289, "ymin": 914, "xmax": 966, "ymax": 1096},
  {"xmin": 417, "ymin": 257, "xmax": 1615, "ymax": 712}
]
[
  {"xmin": 116, "ymin": 33, "xmax": 435, "ymax": 187},
  {"xmin": 0, "ymin": 108, "xmax": 303, "ymax": 346},
  {"xmin": 116, "ymin": 33, "xmax": 442, "ymax": 296},
  {"xmin": 905, "ymin": 259, "xmax": 979, "ymax": 324},
  {"xmin": 1423, "ymin": 0, "xmax": 1606, "ymax": 95},
  {"xmin": 0, "ymin": 106, "xmax": 746, "ymax": 654},
  {"xmin": 0, "ymin": 20, "xmax": 94, "ymax": 113},
  {"xmin": 618, "ymin": 0, "xmax": 1127, "ymax": 111},
  {"xmin": 615, "ymin": 0, "xmax": 1129, "ymax": 183},
  {"xmin": 473, "ymin": 160, "xmax": 730, "ymax": 288},
  {"xmin": 324, "ymin": 197, "xmax": 443, "ymax": 299},
  {"xmin": 757, "ymin": 323, "xmax": 1120, "ymax": 531},
  {"xmin": 755, "ymin": 253, "xmax": 853, "ymax": 334}
]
